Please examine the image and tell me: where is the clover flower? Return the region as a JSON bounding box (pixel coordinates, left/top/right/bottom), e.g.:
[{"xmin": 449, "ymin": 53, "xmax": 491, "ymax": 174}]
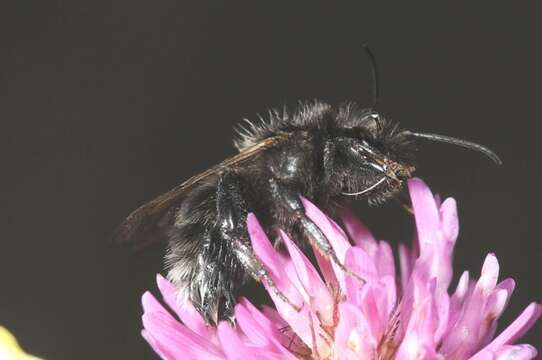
[{"xmin": 141, "ymin": 178, "xmax": 541, "ymax": 359}]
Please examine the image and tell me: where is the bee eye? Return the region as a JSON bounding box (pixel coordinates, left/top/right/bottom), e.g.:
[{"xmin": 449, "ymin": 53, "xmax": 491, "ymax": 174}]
[{"xmin": 362, "ymin": 111, "xmax": 382, "ymax": 134}]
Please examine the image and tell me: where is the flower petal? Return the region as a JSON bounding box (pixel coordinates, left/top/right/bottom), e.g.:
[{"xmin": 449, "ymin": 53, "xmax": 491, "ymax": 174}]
[
  {"xmin": 334, "ymin": 303, "xmax": 378, "ymax": 359},
  {"xmin": 496, "ymin": 278, "xmax": 516, "ymax": 299},
  {"xmin": 399, "ymin": 243, "xmax": 414, "ymax": 292},
  {"xmin": 142, "ymin": 330, "xmax": 176, "ymax": 360},
  {"xmin": 301, "ymin": 196, "xmax": 351, "ymax": 262},
  {"xmin": 408, "ymin": 177, "xmax": 440, "ymax": 255},
  {"xmin": 396, "ymin": 295, "xmax": 439, "ymax": 360},
  {"xmin": 470, "ymin": 344, "xmax": 538, "ymax": 360},
  {"xmin": 281, "ymin": 230, "xmax": 334, "ymax": 326},
  {"xmin": 439, "ymin": 197, "xmax": 459, "ymax": 244},
  {"xmin": 247, "ymin": 213, "xmax": 304, "ymax": 305},
  {"xmin": 234, "ymin": 298, "xmax": 292, "ymax": 350},
  {"xmin": 142, "ymin": 311, "xmax": 224, "ymax": 360},
  {"xmin": 247, "ymin": 213, "xmax": 283, "ymax": 281},
  {"xmin": 495, "ymin": 344, "xmax": 538, "ymax": 360},
  {"xmin": 375, "ymin": 240, "xmax": 395, "ymax": 278},
  {"xmin": 338, "ymin": 207, "xmax": 377, "ymax": 253},
  {"xmin": 142, "ymin": 291, "xmax": 170, "ymax": 316},
  {"xmin": 217, "ymin": 322, "xmax": 282, "ymax": 360},
  {"xmin": 481, "ymin": 302, "xmax": 542, "ymax": 352},
  {"xmin": 156, "ymin": 274, "xmax": 210, "ymax": 337},
  {"xmin": 477, "ymin": 254, "xmax": 500, "ymax": 295}
]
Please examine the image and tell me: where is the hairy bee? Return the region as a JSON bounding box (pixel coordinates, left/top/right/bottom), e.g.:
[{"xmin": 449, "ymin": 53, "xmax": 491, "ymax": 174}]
[{"xmin": 114, "ymin": 51, "xmax": 500, "ymax": 324}]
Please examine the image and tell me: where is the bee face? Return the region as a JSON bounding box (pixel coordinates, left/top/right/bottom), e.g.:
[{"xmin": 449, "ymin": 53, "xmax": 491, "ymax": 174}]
[{"xmin": 330, "ymin": 111, "xmax": 416, "ymax": 203}]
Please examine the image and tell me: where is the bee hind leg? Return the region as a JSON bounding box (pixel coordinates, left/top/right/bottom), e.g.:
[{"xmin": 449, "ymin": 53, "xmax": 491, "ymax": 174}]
[{"xmin": 166, "ymin": 178, "xmax": 242, "ymax": 324}]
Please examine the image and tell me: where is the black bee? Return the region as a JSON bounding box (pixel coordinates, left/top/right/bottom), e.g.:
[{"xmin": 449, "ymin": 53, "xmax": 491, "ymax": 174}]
[{"xmin": 114, "ymin": 50, "xmax": 501, "ymax": 324}]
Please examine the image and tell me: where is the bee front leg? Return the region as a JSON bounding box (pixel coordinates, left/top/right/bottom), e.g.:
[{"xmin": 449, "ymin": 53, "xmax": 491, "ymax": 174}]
[{"xmin": 268, "ymin": 178, "xmax": 366, "ymax": 284}]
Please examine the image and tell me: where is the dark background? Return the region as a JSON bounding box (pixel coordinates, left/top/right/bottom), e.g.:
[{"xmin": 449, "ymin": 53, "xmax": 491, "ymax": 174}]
[{"xmin": 1, "ymin": 1, "xmax": 540, "ymax": 359}]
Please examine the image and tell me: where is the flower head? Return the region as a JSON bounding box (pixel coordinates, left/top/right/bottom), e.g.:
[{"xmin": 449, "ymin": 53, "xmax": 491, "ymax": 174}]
[{"xmin": 142, "ymin": 178, "xmax": 541, "ymax": 359}]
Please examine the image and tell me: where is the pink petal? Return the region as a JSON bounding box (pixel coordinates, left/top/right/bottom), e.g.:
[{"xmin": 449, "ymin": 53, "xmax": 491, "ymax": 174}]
[
  {"xmin": 496, "ymin": 278, "xmax": 516, "ymax": 299},
  {"xmin": 485, "ymin": 289, "xmax": 509, "ymax": 322},
  {"xmin": 338, "ymin": 207, "xmax": 377, "ymax": 253},
  {"xmin": 396, "ymin": 297, "xmax": 439, "ymax": 360},
  {"xmin": 217, "ymin": 322, "xmax": 253, "ymax": 360},
  {"xmin": 247, "ymin": 214, "xmax": 304, "ymax": 303},
  {"xmin": 477, "ymin": 254, "xmax": 500, "ymax": 295},
  {"xmin": 434, "ymin": 293, "xmax": 450, "ymax": 344},
  {"xmin": 281, "ymin": 230, "xmax": 334, "ymax": 326},
  {"xmin": 358, "ymin": 284, "xmax": 386, "ymax": 339},
  {"xmin": 260, "ymin": 305, "xmax": 288, "ymax": 329},
  {"xmin": 344, "ymin": 247, "xmax": 377, "ymax": 307},
  {"xmin": 396, "ymin": 342, "xmax": 438, "ymax": 360},
  {"xmin": 468, "ymin": 348, "xmax": 495, "ymax": 360},
  {"xmin": 481, "ymin": 302, "xmax": 542, "ymax": 352},
  {"xmin": 494, "ymin": 344, "xmax": 538, "ymax": 360},
  {"xmin": 142, "ymin": 330, "xmax": 176, "ymax": 360},
  {"xmin": 300, "ymin": 197, "xmax": 354, "ymax": 292},
  {"xmin": 334, "ymin": 303, "xmax": 378, "ymax": 359},
  {"xmin": 234, "ymin": 298, "xmax": 292, "ymax": 350},
  {"xmin": 380, "ymin": 275, "xmax": 398, "ymax": 319},
  {"xmin": 300, "ymin": 196, "xmax": 351, "ymax": 262},
  {"xmin": 156, "ymin": 274, "xmax": 210, "ymax": 337},
  {"xmin": 234, "ymin": 302, "xmax": 273, "ymax": 347},
  {"xmin": 439, "ymin": 197, "xmax": 459, "ymax": 244},
  {"xmin": 375, "ymin": 240, "xmax": 395, "ymax": 278},
  {"xmin": 470, "ymin": 344, "xmax": 538, "ymax": 360},
  {"xmin": 142, "ymin": 311, "xmax": 224, "ymax": 360},
  {"xmin": 141, "ymin": 291, "xmax": 223, "ymax": 359},
  {"xmin": 452, "ymin": 271, "xmax": 470, "ymax": 303},
  {"xmin": 235, "ymin": 298, "xmax": 295, "ymax": 360},
  {"xmin": 314, "ymin": 249, "xmax": 338, "ymax": 289},
  {"xmin": 408, "ymin": 177, "xmax": 440, "ymax": 255},
  {"xmin": 344, "ymin": 247, "xmax": 378, "ymax": 282},
  {"xmin": 142, "ymin": 291, "xmax": 171, "ymax": 316},
  {"xmin": 399, "ymin": 243, "xmax": 414, "ymax": 292},
  {"xmin": 217, "ymin": 322, "xmax": 284, "ymax": 360},
  {"xmin": 440, "ymin": 287, "xmax": 487, "ymax": 357},
  {"xmin": 248, "ymin": 216, "xmax": 322, "ymax": 349},
  {"xmin": 246, "ymin": 213, "xmax": 283, "ymax": 281}
]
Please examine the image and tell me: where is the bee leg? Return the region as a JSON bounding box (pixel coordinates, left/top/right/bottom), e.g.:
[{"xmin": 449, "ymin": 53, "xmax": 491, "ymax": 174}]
[
  {"xmin": 269, "ymin": 178, "xmax": 366, "ymax": 284},
  {"xmin": 167, "ymin": 178, "xmax": 242, "ymax": 324},
  {"xmin": 216, "ymin": 171, "xmax": 301, "ymax": 313},
  {"xmin": 191, "ymin": 233, "xmax": 237, "ymax": 325},
  {"xmin": 395, "ymin": 191, "xmax": 414, "ymax": 215}
]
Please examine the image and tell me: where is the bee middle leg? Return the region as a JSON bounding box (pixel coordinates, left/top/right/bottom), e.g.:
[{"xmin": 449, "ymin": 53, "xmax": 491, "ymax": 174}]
[
  {"xmin": 268, "ymin": 178, "xmax": 365, "ymax": 284},
  {"xmin": 215, "ymin": 171, "xmax": 301, "ymax": 316}
]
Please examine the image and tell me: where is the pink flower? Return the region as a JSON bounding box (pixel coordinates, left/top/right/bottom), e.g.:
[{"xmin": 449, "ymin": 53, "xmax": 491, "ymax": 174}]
[{"xmin": 141, "ymin": 178, "xmax": 541, "ymax": 359}]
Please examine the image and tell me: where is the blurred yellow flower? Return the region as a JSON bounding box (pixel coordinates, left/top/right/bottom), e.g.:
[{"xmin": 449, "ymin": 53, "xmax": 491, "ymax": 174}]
[{"xmin": 0, "ymin": 327, "xmax": 42, "ymax": 360}]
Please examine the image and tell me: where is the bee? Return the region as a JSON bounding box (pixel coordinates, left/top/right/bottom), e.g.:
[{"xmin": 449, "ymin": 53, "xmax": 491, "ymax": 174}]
[{"xmin": 113, "ymin": 48, "xmax": 501, "ymax": 324}]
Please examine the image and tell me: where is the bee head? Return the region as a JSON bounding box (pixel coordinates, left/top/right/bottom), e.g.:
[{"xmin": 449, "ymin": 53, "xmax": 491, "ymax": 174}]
[
  {"xmin": 332, "ymin": 108, "xmax": 501, "ymax": 205},
  {"xmin": 331, "ymin": 110, "xmax": 416, "ymax": 204}
]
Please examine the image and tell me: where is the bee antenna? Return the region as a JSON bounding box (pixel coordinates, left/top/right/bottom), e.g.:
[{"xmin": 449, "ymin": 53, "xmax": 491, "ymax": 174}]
[
  {"xmin": 362, "ymin": 44, "xmax": 379, "ymax": 110},
  {"xmin": 405, "ymin": 131, "xmax": 502, "ymax": 165}
]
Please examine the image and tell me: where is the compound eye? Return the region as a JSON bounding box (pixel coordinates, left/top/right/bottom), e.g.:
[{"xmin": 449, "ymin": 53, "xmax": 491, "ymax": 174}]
[{"xmin": 363, "ymin": 111, "xmax": 383, "ymax": 134}]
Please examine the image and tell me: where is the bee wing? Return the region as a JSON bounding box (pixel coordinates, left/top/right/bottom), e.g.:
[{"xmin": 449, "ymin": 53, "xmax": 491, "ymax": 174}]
[{"xmin": 112, "ymin": 134, "xmax": 287, "ymax": 250}]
